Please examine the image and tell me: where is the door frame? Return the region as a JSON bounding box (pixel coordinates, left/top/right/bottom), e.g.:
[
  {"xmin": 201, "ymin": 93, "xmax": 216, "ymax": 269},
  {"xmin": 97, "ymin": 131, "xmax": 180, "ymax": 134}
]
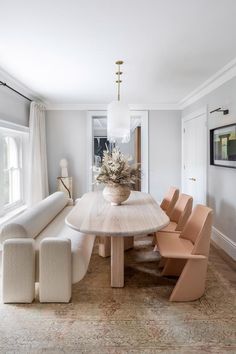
[
  {"xmin": 181, "ymin": 107, "xmax": 208, "ymax": 204},
  {"xmin": 87, "ymin": 110, "xmax": 149, "ymax": 193}
]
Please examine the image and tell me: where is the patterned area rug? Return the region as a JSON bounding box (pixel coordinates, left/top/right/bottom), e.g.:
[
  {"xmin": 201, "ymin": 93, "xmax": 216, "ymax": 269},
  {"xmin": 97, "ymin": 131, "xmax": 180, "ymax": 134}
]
[{"xmin": 0, "ymin": 237, "xmax": 235, "ymax": 353}]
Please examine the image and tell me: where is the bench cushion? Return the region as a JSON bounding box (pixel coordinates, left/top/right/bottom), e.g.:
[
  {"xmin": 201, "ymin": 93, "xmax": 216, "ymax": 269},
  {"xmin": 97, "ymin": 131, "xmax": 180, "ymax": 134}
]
[{"xmin": 0, "ymin": 192, "xmax": 68, "ymax": 243}]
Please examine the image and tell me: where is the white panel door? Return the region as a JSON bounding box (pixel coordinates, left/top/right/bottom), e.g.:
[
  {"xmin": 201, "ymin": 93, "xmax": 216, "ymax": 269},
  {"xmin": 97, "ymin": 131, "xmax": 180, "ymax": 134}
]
[{"xmin": 182, "ymin": 111, "xmax": 207, "ymax": 205}]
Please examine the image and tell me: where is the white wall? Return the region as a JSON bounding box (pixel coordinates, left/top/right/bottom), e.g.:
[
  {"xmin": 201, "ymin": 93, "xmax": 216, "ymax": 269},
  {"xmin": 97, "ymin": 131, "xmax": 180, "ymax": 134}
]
[
  {"xmin": 149, "ymin": 111, "xmax": 182, "ymax": 202},
  {"xmin": 46, "ymin": 110, "xmax": 87, "ymax": 199},
  {"xmin": 0, "ymin": 88, "xmax": 30, "ymax": 126},
  {"xmin": 183, "ymin": 76, "xmax": 236, "ymax": 252},
  {"xmin": 46, "ymin": 109, "xmax": 182, "ymax": 202}
]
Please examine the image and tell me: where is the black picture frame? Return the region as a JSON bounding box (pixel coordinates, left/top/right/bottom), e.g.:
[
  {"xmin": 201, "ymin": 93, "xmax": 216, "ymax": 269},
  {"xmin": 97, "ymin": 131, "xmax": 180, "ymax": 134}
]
[{"xmin": 210, "ymin": 123, "xmax": 236, "ymax": 169}]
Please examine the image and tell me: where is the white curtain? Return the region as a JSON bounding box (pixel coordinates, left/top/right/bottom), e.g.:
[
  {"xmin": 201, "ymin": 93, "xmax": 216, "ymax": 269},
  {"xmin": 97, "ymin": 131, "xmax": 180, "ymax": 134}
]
[{"xmin": 28, "ymin": 102, "xmax": 49, "ymax": 206}]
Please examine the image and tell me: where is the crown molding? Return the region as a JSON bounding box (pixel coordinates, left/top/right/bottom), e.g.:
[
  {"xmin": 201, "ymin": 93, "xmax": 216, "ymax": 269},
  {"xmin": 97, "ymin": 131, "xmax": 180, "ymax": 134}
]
[
  {"xmin": 46, "ymin": 103, "xmax": 107, "ymax": 111},
  {"xmin": 0, "ymin": 66, "xmax": 45, "ymax": 103},
  {"xmin": 130, "ymin": 103, "xmax": 180, "ymax": 111},
  {"xmin": 45, "ymin": 103, "xmax": 180, "ymax": 111},
  {"xmin": 179, "ymin": 57, "xmax": 236, "ymax": 109}
]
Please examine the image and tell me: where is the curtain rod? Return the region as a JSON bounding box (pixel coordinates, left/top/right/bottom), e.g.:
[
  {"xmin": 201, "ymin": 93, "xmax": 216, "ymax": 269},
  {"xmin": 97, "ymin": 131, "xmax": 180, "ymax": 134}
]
[{"xmin": 0, "ymin": 80, "xmax": 32, "ymax": 102}]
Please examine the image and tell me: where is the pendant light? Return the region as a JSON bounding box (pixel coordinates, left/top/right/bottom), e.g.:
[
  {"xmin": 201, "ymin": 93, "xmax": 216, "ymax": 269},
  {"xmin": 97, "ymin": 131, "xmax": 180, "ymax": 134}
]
[{"xmin": 107, "ymin": 61, "xmax": 130, "ymax": 143}]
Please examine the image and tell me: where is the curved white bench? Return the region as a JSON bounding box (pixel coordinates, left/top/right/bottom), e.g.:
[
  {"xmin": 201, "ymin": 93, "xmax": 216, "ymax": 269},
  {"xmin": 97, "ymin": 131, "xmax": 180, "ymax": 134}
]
[{"xmin": 0, "ymin": 192, "xmax": 95, "ymax": 303}]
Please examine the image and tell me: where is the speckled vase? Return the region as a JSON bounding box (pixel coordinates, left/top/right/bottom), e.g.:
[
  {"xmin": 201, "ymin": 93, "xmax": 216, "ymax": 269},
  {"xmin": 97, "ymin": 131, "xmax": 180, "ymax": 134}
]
[{"xmin": 103, "ymin": 184, "xmax": 131, "ymax": 206}]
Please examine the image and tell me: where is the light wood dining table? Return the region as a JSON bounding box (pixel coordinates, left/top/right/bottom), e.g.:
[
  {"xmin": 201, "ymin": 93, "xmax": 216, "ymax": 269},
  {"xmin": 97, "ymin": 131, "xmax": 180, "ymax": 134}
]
[{"xmin": 66, "ymin": 191, "xmax": 169, "ymax": 287}]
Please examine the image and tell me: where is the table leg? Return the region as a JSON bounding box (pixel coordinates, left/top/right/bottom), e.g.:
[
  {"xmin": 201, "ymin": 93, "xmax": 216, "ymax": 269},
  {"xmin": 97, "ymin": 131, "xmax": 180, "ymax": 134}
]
[
  {"xmin": 99, "ymin": 236, "xmax": 133, "ymax": 258},
  {"xmin": 111, "ymin": 237, "xmax": 124, "ymax": 287},
  {"xmin": 98, "ymin": 236, "xmax": 111, "ymax": 257}
]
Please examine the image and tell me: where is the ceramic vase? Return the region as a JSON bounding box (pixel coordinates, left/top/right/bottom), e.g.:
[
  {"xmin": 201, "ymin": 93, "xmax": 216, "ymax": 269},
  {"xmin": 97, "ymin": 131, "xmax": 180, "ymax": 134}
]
[{"xmin": 103, "ymin": 184, "xmax": 131, "ymax": 206}]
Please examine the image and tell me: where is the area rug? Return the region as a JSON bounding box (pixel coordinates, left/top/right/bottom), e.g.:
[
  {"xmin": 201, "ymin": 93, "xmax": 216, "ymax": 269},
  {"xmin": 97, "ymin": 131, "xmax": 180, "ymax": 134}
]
[{"xmin": 0, "ymin": 237, "xmax": 235, "ymax": 353}]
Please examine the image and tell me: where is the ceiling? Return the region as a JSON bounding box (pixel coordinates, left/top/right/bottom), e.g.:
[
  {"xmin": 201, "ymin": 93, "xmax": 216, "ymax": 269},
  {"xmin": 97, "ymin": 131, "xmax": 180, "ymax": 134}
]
[{"xmin": 1, "ymin": 0, "xmax": 236, "ymax": 105}]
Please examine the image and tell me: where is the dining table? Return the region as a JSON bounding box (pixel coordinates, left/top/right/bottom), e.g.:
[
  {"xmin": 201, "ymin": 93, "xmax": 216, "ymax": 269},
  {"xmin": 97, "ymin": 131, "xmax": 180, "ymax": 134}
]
[{"xmin": 65, "ymin": 190, "xmax": 169, "ymax": 287}]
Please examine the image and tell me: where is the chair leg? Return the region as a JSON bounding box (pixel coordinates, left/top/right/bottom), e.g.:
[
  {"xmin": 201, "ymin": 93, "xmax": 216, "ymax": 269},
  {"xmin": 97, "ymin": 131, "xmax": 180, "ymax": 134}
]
[
  {"xmin": 158, "ymin": 257, "xmax": 166, "ymax": 268},
  {"xmin": 152, "ymin": 234, "xmax": 156, "ymax": 245},
  {"xmin": 170, "ymin": 259, "xmax": 208, "ymax": 302},
  {"xmin": 161, "ymin": 258, "xmax": 186, "ymax": 276},
  {"xmin": 124, "ymin": 236, "xmax": 134, "ymax": 251}
]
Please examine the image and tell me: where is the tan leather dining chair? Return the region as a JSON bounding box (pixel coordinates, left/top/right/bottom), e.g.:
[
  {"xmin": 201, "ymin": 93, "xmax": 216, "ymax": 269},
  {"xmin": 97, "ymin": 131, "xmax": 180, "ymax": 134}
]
[
  {"xmin": 160, "ymin": 193, "xmax": 193, "ymax": 232},
  {"xmin": 160, "ymin": 186, "xmax": 179, "ymax": 217},
  {"xmin": 156, "ymin": 205, "xmax": 213, "ymax": 302}
]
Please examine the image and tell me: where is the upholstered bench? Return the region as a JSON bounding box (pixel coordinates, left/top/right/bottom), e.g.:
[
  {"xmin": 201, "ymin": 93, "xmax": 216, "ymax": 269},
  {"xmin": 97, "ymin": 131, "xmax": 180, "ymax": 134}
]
[{"xmin": 0, "ymin": 192, "xmax": 95, "ymax": 303}]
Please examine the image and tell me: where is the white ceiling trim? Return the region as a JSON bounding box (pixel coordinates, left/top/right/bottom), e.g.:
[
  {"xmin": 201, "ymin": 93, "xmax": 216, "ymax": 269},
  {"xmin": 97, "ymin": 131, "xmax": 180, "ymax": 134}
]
[
  {"xmin": 179, "ymin": 57, "xmax": 236, "ymax": 109},
  {"xmin": 45, "ymin": 103, "xmax": 180, "ymax": 111},
  {"xmin": 46, "ymin": 103, "xmax": 108, "ymax": 111}
]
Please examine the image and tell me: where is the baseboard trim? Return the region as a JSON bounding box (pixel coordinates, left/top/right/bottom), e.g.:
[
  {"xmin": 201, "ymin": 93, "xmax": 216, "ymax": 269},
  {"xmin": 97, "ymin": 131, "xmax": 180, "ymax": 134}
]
[{"xmin": 211, "ymin": 227, "xmax": 236, "ymax": 261}]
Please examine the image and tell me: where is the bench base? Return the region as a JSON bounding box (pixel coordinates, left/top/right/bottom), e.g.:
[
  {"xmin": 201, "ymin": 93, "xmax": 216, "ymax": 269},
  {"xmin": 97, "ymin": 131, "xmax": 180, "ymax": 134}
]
[
  {"xmin": 2, "ymin": 239, "xmax": 35, "ymax": 303},
  {"xmin": 39, "ymin": 238, "xmax": 72, "ymax": 303}
]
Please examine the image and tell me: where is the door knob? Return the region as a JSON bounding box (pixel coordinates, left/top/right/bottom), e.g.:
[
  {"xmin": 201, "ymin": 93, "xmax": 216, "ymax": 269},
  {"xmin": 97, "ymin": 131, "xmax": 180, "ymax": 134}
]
[{"xmin": 189, "ymin": 177, "xmax": 196, "ymax": 181}]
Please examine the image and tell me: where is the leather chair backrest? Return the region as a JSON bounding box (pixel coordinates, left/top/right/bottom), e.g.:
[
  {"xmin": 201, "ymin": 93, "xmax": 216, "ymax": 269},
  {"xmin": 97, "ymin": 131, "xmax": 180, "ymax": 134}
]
[
  {"xmin": 180, "ymin": 204, "xmax": 213, "ymax": 256},
  {"xmin": 160, "ymin": 186, "xmax": 179, "ymax": 217},
  {"xmin": 170, "ymin": 194, "xmax": 193, "ymax": 231}
]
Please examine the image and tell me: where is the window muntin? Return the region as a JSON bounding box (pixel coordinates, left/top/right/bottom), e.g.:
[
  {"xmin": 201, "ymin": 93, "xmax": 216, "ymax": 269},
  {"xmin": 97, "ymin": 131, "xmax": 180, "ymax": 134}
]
[{"xmin": 0, "ymin": 125, "xmax": 28, "ymax": 216}]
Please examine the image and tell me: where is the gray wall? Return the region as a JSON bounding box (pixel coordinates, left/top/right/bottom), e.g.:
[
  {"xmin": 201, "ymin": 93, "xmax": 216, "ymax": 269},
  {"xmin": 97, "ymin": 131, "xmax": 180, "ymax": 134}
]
[
  {"xmin": 183, "ymin": 77, "xmax": 236, "ymax": 243},
  {"xmin": 149, "ymin": 111, "xmax": 181, "ymax": 202},
  {"xmin": 46, "ymin": 110, "xmax": 87, "ymax": 199},
  {"xmin": 0, "ymin": 88, "xmax": 30, "ymax": 126},
  {"xmin": 46, "ymin": 110, "xmax": 182, "ymax": 202}
]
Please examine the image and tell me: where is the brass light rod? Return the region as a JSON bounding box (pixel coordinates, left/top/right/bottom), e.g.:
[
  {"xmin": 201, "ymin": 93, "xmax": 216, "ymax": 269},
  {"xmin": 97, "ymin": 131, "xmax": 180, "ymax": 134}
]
[{"xmin": 115, "ymin": 60, "xmax": 123, "ymax": 101}]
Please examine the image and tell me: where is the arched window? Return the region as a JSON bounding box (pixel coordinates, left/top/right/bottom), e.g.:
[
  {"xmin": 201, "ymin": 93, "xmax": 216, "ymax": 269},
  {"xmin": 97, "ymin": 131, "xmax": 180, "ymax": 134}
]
[{"xmin": 0, "ymin": 124, "xmax": 28, "ymax": 217}]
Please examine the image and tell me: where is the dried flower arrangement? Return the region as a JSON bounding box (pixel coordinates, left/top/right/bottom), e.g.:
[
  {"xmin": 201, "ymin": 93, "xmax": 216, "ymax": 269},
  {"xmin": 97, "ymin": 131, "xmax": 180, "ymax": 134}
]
[{"xmin": 96, "ymin": 148, "xmax": 141, "ymax": 187}]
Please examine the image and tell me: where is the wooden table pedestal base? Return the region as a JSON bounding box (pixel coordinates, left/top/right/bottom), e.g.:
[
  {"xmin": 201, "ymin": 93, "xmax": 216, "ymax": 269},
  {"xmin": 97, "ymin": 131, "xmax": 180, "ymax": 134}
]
[{"xmin": 99, "ymin": 236, "xmax": 134, "ymax": 258}]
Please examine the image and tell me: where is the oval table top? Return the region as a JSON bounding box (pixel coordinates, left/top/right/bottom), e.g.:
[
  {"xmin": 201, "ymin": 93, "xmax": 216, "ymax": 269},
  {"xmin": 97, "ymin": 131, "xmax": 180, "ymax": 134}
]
[{"xmin": 66, "ymin": 191, "xmax": 169, "ymax": 237}]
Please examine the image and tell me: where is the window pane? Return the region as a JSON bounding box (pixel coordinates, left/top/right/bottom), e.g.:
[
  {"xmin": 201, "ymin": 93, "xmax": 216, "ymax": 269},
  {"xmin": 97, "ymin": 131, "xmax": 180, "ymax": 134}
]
[
  {"xmin": 3, "ymin": 137, "xmax": 8, "ymax": 170},
  {"xmin": 9, "ymin": 168, "xmax": 21, "ymax": 203},
  {"xmin": 5, "ymin": 136, "xmax": 19, "ymax": 169},
  {"xmin": 3, "ymin": 170, "xmax": 9, "ymax": 205},
  {"xmin": 1, "ymin": 134, "xmax": 22, "ymax": 208}
]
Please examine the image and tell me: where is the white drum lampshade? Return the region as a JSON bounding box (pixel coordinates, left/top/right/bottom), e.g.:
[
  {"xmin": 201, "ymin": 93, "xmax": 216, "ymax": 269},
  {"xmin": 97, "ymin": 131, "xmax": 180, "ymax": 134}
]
[
  {"xmin": 107, "ymin": 100, "xmax": 130, "ymax": 143},
  {"xmin": 107, "ymin": 60, "xmax": 130, "ymax": 143}
]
